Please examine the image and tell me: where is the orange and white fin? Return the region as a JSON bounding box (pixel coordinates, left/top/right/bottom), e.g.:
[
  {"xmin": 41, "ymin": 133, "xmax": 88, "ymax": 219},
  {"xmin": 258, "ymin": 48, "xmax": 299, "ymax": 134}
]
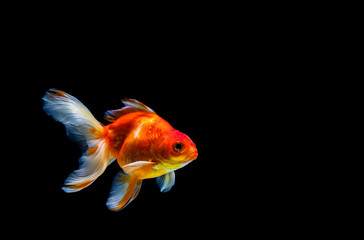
[
  {"xmin": 122, "ymin": 161, "xmax": 155, "ymax": 176},
  {"xmin": 43, "ymin": 89, "xmax": 104, "ymax": 150},
  {"xmin": 43, "ymin": 89, "xmax": 115, "ymax": 192},
  {"xmin": 156, "ymin": 171, "xmax": 175, "ymax": 192},
  {"xmin": 106, "ymin": 171, "xmax": 142, "ymax": 211},
  {"xmin": 62, "ymin": 141, "xmax": 115, "ymax": 192},
  {"xmin": 104, "ymin": 98, "xmax": 154, "ymax": 122}
]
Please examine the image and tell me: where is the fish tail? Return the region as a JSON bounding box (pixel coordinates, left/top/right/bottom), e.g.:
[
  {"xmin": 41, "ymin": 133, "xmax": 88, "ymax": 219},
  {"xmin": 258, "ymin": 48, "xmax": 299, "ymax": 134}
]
[
  {"xmin": 43, "ymin": 89, "xmax": 115, "ymax": 192},
  {"xmin": 106, "ymin": 171, "xmax": 142, "ymax": 211}
]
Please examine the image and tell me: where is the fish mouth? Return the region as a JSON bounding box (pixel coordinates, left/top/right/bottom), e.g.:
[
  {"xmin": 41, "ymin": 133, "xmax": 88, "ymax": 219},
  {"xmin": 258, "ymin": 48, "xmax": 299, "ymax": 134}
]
[
  {"xmin": 158, "ymin": 149, "xmax": 198, "ymax": 171},
  {"xmin": 189, "ymin": 149, "xmax": 198, "ymax": 161}
]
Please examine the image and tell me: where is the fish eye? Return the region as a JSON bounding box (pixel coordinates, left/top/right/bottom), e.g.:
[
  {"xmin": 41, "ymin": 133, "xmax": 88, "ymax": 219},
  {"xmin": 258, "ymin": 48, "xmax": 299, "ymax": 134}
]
[{"xmin": 173, "ymin": 142, "xmax": 184, "ymax": 152}]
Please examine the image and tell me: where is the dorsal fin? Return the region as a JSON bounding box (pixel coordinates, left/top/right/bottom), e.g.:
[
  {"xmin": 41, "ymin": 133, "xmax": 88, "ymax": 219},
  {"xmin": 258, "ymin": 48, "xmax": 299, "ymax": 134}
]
[{"xmin": 104, "ymin": 98, "xmax": 155, "ymax": 122}]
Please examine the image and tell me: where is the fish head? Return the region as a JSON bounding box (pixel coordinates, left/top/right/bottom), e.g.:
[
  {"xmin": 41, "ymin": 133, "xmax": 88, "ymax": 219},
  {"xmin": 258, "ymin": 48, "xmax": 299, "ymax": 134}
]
[{"xmin": 152, "ymin": 129, "xmax": 198, "ymax": 171}]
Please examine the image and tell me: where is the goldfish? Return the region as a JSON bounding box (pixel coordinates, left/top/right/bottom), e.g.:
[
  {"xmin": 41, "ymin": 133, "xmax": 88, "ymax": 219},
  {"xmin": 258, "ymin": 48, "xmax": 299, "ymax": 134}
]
[{"xmin": 43, "ymin": 89, "xmax": 198, "ymax": 211}]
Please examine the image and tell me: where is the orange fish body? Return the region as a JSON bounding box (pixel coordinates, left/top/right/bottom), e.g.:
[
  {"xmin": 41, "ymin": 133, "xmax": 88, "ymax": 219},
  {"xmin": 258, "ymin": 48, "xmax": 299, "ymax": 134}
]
[{"xmin": 43, "ymin": 89, "xmax": 198, "ymax": 211}]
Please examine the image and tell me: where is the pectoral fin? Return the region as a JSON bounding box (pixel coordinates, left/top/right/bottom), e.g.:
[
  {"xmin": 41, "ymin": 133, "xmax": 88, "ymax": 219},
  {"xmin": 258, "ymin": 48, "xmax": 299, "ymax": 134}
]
[
  {"xmin": 122, "ymin": 161, "xmax": 155, "ymax": 178},
  {"xmin": 156, "ymin": 171, "xmax": 175, "ymax": 192}
]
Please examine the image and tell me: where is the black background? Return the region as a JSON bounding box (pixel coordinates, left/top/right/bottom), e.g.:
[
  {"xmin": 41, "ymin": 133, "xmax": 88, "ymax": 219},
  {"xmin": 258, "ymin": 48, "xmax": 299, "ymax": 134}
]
[
  {"xmin": 14, "ymin": 31, "xmax": 242, "ymax": 236},
  {"xmin": 4, "ymin": 4, "xmax": 303, "ymax": 237},
  {"xmin": 17, "ymin": 58, "xmax": 282, "ymax": 236}
]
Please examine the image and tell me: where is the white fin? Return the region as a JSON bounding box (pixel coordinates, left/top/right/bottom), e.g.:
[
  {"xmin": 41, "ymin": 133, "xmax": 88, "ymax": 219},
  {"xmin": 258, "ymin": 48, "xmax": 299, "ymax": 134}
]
[
  {"xmin": 156, "ymin": 171, "xmax": 175, "ymax": 192},
  {"xmin": 106, "ymin": 171, "xmax": 142, "ymax": 211},
  {"xmin": 122, "ymin": 161, "xmax": 155, "ymax": 176},
  {"xmin": 43, "ymin": 89, "xmax": 114, "ymax": 192},
  {"xmin": 104, "ymin": 98, "xmax": 154, "ymax": 122},
  {"xmin": 43, "ymin": 89, "xmax": 104, "ymax": 150},
  {"xmin": 62, "ymin": 141, "xmax": 115, "ymax": 192}
]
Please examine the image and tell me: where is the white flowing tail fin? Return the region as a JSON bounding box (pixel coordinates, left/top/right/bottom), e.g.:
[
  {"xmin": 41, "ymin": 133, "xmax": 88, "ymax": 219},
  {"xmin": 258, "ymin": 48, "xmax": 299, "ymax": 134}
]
[{"xmin": 43, "ymin": 89, "xmax": 115, "ymax": 192}]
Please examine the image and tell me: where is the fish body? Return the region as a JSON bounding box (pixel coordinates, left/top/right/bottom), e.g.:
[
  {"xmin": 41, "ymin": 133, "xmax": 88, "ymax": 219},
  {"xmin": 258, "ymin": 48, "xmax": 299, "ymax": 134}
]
[{"xmin": 43, "ymin": 89, "xmax": 198, "ymax": 211}]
